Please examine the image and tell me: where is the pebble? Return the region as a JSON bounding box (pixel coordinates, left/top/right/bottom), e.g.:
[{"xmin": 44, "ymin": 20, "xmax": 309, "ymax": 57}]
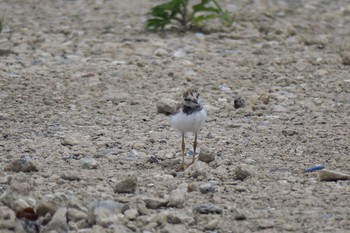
[
  {"xmin": 41, "ymin": 207, "xmax": 69, "ymax": 233},
  {"xmin": 4, "ymin": 159, "xmax": 39, "ymax": 172},
  {"xmin": 187, "ymin": 182, "xmax": 200, "ymax": 192},
  {"xmin": 204, "ymin": 219, "xmax": 219, "ymax": 230},
  {"xmin": 161, "ymin": 224, "xmax": 187, "ymax": 233},
  {"xmin": 198, "ymin": 147, "xmax": 215, "ymax": 163},
  {"xmin": 143, "ymin": 197, "xmax": 169, "ymax": 209},
  {"xmin": 156, "ymin": 98, "xmax": 177, "ymax": 115},
  {"xmin": 60, "ymin": 173, "xmax": 81, "ymax": 181},
  {"xmin": 199, "ymin": 182, "xmax": 217, "ymax": 194},
  {"xmin": 88, "ymin": 200, "xmax": 128, "ymax": 227},
  {"xmin": 67, "ymin": 207, "xmax": 88, "ymax": 222},
  {"xmin": 113, "ymin": 176, "xmax": 137, "ymax": 193},
  {"xmin": 154, "ymin": 48, "xmax": 168, "ymax": 56},
  {"xmin": 124, "ymin": 209, "xmax": 139, "ymax": 220},
  {"xmin": 36, "ymin": 193, "xmax": 69, "ymax": 216},
  {"xmin": 61, "ymin": 135, "xmax": 79, "ymax": 146},
  {"xmin": 0, "ymin": 206, "xmax": 16, "ymax": 230},
  {"xmin": 193, "ymin": 203, "xmax": 222, "ymax": 214},
  {"xmin": 186, "ymin": 161, "xmax": 209, "ymax": 178},
  {"xmin": 80, "ymin": 158, "xmax": 98, "ymax": 169},
  {"xmin": 235, "ymin": 165, "xmax": 255, "ymax": 181},
  {"xmin": 168, "ymin": 189, "xmax": 185, "ymax": 208},
  {"xmin": 340, "ymin": 51, "xmax": 350, "ymax": 65},
  {"xmin": 319, "ymin": 169, "xmax": 350, "ymax": 182},
  {"xmin": 234, "ymin": 96, "xmax": 245, "ymax": 109}
]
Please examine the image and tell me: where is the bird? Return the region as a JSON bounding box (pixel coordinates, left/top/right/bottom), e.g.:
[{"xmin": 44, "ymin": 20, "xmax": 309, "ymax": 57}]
[{"xmin": 170, "ymin": 89, "xmax": 207, "ymax": 169}]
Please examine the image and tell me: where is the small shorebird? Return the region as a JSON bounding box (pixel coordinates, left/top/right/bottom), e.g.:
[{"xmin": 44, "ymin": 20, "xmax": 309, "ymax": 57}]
[{"xmin": 170, "ymin": 89, "xmax": 207, "ymax": 169}]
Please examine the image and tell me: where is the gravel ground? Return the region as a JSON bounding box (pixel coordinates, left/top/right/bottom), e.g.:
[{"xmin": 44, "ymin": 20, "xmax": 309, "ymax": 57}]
[{"xmin": 0, "ymin": 0, "xmax": 350, "ymax": 232}]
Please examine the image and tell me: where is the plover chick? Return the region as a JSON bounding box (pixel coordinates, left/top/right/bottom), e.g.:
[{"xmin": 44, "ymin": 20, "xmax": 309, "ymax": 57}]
[{"xmin": 170, "ymin": 89, "xmax": 207, "ymax": 169}]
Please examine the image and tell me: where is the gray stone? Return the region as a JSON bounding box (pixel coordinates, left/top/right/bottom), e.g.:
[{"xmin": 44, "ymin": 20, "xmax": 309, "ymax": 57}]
[
  {"xmin": 186, "ymin": 161, "xmax": 209, "ymax": 178},
  {"xmin": 204, "ymin": 219, "xmax": 219, "ymax": 230},
  {"xmin": 198, "ymin": 147, "xmax": 215, "ymax": 163},
  {"xmin": 124, "ymin": 209, "xmax": 139, "ymax": 220},
  {"xmin": 167, "ymin": 210, "xmax": 195, "ymax": 225},
  {"xmin": 161, "ymin": 224, "xmax": 187, "ymax": 233},
  {"xmin": 143, "ymin": 197, "xmax": 169, "ymax": 209},
  {"xmin": 67, "ymin": 207, "xmax": 88, "ymax": 222},
  {"xmin": 154, "ymin": 48, "xmax": 168, "ymax": 56},
  {"xmin": 234, "ymin": 96, "xmax": 245, "ymax": 109},
  {"xmin": 80, "ymin": 158, "xmax": 98, "ymax": 169},
  {"xmin": 41, "ymin": 207, "xmax": 69, "ymax": 233},
  {"xmin": 114, "ymin": 176, "xmax": 137, "ymax": 193},
  {"xmin": 0, "ymin": 191, "xmax": 19, "ymax": 209},
  {"xmin": 187, "ymin": 182, "xmax": 200, "ymax": 192},
  {"xmin": 199, "ymin": 182, "xmax": 217, "ymax": 194},
  {"xmin": 235, "ymin": 165, "xmax": 255, "ymax": 181},
  {"xmin": 60, "ymin": 173, "xmax": 81, "ymax": 181},
  {"xmin": 168, "ymin": 189, "xmax": 185, "ymax": 208},
  {"xmin": 341, "ymin": 51, "xmax": 350, "ymax": 65},
  {"xmin": 156, "ymin": 98, "xmax": 177, "ymax": 115},
  {"xmin": 193, "ymin": 204, "xmax": 222, "ymax": 214},
  {"xmin": 5, "ymin": 159, "xmax": 38, "ymax": 173},
  {"xmin": 36, "ymin": 193, "xmax": 69, "ymax": 217},
  {"xmin": 88, "ymin": 200, "xmax": 128, "ymax": 227},
  {"xmin": 0, "ymin": 206, "xmax": 16, "ymax": 229},
  {"xmin": 62, "ymin": 135, "xmax": 79, "ymax": 146},
  {"xmin": 319, "ymin": 170, "xmax": 350, "ymax": 182}
]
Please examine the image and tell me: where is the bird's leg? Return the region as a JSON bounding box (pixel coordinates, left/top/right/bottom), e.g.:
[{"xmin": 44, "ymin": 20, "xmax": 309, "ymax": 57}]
[
  {"xmin": 190, "ymin": 133, "xmax": 197, "ymax": 165},
  {"xmin": 181, "ymin": 133, "xmax": 186, "ymax": 169}
]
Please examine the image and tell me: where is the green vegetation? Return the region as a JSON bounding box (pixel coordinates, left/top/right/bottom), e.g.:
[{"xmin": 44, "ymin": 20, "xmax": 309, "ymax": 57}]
[
  {"xmin": 0, "ymin": 16, "xmax": 3, "ymax": 33},
  {"xmin": 145, "ymin": 0, "xmax": 234, "ymax": 31}
]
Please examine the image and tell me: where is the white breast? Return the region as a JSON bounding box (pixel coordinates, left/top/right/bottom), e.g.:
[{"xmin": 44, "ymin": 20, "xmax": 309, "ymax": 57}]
[{"xmin": 170, "ymin": 108, "xmax": 207, "ymax": 134}]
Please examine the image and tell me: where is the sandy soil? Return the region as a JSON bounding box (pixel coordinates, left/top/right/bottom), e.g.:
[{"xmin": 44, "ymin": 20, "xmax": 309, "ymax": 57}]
[{"xmin": 1, "ymin": 0, "xmax": 350, "ymax": 232}]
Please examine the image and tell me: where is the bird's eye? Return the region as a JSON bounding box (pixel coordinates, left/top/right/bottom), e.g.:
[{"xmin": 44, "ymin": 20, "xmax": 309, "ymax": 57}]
[{"xmin": 184, "ymin": 98, "xmax": 191, "ymax": 102}]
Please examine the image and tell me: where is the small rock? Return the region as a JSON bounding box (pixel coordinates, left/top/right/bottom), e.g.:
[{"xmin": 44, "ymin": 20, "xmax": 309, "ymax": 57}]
[
  {"xmin": 62, "ymin": 135, "xmax": 79, "ymax": 146},
  {"xmin": 259, "ymin": 93, "xmax": 270, "ymax": 104},
  {"xmin": 168, "ymin": 189, "xmax": 185, "ymax": 208},
  {"xmin": 4, "ymin": 159, "xmax": 38, "ymax": 172},
  {"xmin": 168, "ymin": 210, "xmax": 195, "ymax": 225},
  {"xmin": 60, "ymin": 173, "xmax": 81, "ymax": 181},
  {"xmin": 124, "ymin": 209, "xmax": 139, "ymax": 220},
  {"xmin": 113, "ymin": 176, "xmax": 137, "ymax": 193},
  {"xmin": 198, "ymin": 147, "xmax": 215, "ymax": 163},
  {"xmin": 186, "ymin": 161, "xmax": 209, "ymax": 178},
  {"xmin": 235, "ymin": 165, "xmax": 255, "ymax": 181},
  {"xmin": 67, "ymin": 208, "xmax": 88, "ymax": 222},
  {"xmin": 80, "ymin": 158, "xmax": 98, "ymax": 169},
  {"xmin": 199, "ymin": 182, "xmax": 217, "ymax": 194},
  {"xmin": 41, "ymin": 207, "xmax": 69, "ymax": 233},
  {"xmin": 204, "ymin": 219, "xmax": 219, "ymax": 230},
  {"xmin": 193, "ymin": 203, "xmax": 222, "ymax": 214},
  {"xmin": 154, "ymin": 48, "xmax": 168, "ymax": 56},
  {"xmin": 0, "ymin": 206, "xmax": 16, "ymax": 229},
  {"xmin": 156, "ymin": 98, "xmax": 177, "ymax": 115},
  {"xmin": 36, "ymin": 193, "xmax": 69, "ymax": 217},
  {"xmin": 319, "ymin": 169, "xmax": 350, "ymax": 182},
  {"xmin": 161, "ymin": 224, "xmax": 187, "ymax": 233},
  {"xmin": 257, "ymin": 219, "xmax": 274, "ymax": 229},
  {"xmin": 187, "ymin": 182, "xmax": 200, "ymax": 192},
  {"xmin": 109, "ymin": 224, "xmax": 134, "ymax": 233},
  {"xmin": 88, "ymin": 200, "xmax": 128, "ymax": 227},
  {"xmin": 230, "ymin": 208, "xmax": 246, "ymax": 220},
  {"xmin": 143, "ymin": 197, "xmax": 169, "ymax": 209},
  {"xmin": 13, "ymin": 199, "xmax": 31, "ymax": 212},
  {"xmin": 341, "ymin": 51, "xmax": 350, "ymax": 65},
  {"xmin": 234, "ymin": 96, "xmax": 245, "ymax": 109}
]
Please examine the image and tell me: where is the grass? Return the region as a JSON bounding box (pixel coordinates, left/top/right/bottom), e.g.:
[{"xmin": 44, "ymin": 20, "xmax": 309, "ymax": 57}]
[{"xmin": 145, "ymin": 0, "xmax": 234, "ymax": 31}]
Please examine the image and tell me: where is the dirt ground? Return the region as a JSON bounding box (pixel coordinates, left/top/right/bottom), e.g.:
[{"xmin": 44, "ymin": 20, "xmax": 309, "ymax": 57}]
[{"xmin": 1, "ymin": 0, "xmax": 350, "ymax": 232}]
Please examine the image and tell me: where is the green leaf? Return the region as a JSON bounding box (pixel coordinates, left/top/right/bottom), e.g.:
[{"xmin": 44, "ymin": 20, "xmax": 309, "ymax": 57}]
[{"xmin": 192, "ymin": 14, "xmax": 218, "ymax": 27}]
